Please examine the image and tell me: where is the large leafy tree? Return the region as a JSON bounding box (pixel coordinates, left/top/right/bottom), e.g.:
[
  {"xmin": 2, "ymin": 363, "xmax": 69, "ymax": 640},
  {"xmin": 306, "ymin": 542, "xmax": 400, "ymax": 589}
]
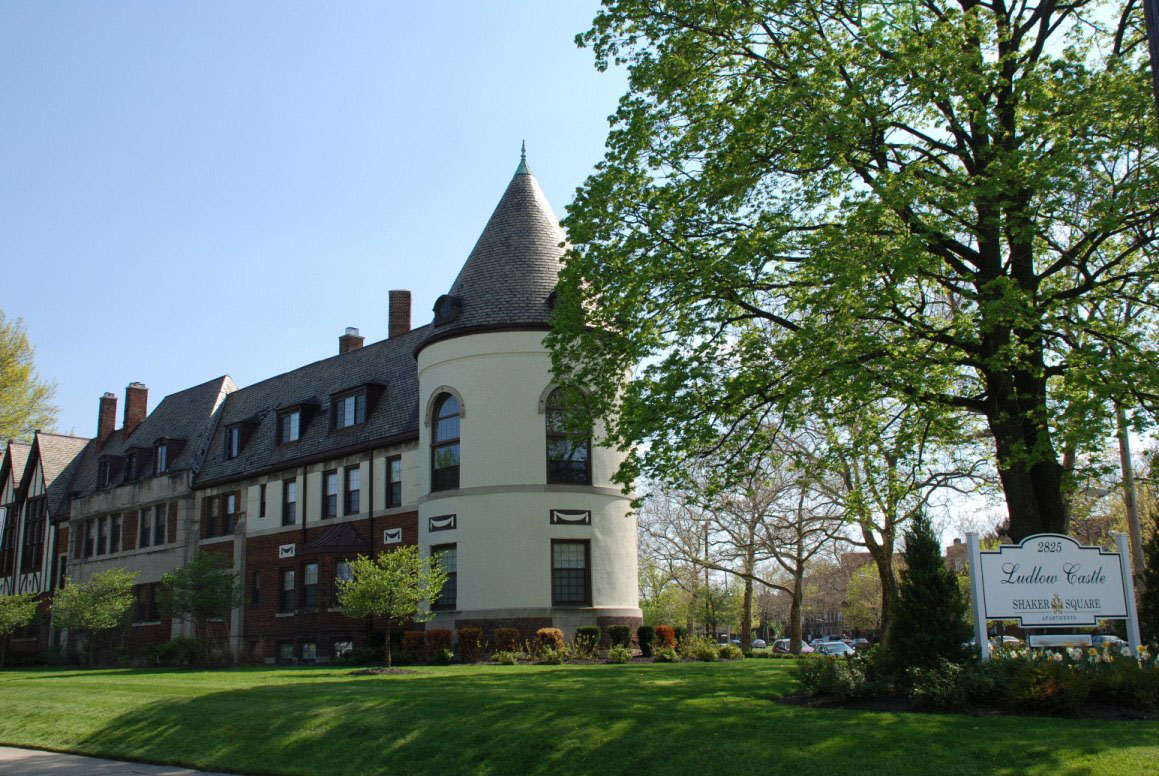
[
  {"xmin": 0, "ymin": 592, "xmax": 39, "ymax": 667},
  {"xmin": 337, "ymin": 546, "xmax": 447, "ymax": 667},
  {"xmin": 549, "ymin": 0, "xmax": 1159, "ymax": 542},
  {"xmin": 53, "ymin": 569, "xmax": 137, "ymax": 664},
  {"xmin": 0, "ymin": 310, "xmax": 56, "ymax": 442},
  {"xmin": 159, "ymin": 552, "xmax": 243, "ymax": 662}
]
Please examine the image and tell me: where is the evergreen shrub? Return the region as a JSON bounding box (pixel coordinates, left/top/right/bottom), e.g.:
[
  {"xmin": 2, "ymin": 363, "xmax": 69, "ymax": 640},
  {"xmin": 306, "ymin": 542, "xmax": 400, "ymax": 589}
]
[
  {"xmin": 536, "ymin": 627, "xmax": 565, "ymax": 653},
  {"xmin": 456, "ymin": 627, "xmax": 485, "ymax": 662},
  {"xmin": 607, "ymin": 645, "xmax": 632, "ymax": 663},
  {"xmin": 608, "ymin": 624, "xmax": 632, "ymax": 648},
  {"xmin": 636, "ymin": 625, "xmax": 655, "ymax": 657},
  {"xmin": 425, "ymin": 629, "xmax": 452, "ymax": 658},
  {"xmin": 574, "ymin": 626, "xmax": 601, "ymax": 658},
  {"xmin": 654, "ymin": 625, "xmax": 676, "ymax": 649},
  {"xmin": 493, "ymin": 628, "xmax": 520, "ymax": 652},
  {"xmin": 401, "ymin": 631, "xmax": 426, "ymax": 663},
  {"xmin": 652, "ymin": 646, "xmax": 679, "ymax": 662},
  {"xmin": 719, "ymin": 643, "xmax": 744, "ymax": 660}
]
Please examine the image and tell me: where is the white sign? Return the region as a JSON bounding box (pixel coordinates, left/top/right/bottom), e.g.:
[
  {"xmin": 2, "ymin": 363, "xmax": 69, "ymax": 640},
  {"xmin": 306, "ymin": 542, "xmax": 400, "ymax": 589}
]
[
  {"xmin": 977, "ymin": 534, "xmax": 1128, "ymax": 626},
  {"xmin": 278, "ymin": 543, "xmax": 296, "ymax": 559},
  {"xmin": 967, "ymin": 531, "xmax": 1141, "ymax": 660}
]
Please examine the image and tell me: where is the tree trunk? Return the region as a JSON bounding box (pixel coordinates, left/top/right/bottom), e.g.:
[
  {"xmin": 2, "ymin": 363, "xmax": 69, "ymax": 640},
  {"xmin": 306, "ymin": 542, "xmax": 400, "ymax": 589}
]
[
  {"xmin": 860, "ymin": 524, "xmax": 897, "ymax": 645},
  {"xmin": 1116, "ymin": 404, "xmax": 1145, "ymax": 587},
  {"xmin": 788, "ymin": 569, "xmax": 804, "ymax": 654},
  {"xmin": 741, "ymin": 574, "xmax": 753, "ymax": 651},
  {"xmin": 384, "ymin": 623, "xmax": 393, "ymax": 667}
]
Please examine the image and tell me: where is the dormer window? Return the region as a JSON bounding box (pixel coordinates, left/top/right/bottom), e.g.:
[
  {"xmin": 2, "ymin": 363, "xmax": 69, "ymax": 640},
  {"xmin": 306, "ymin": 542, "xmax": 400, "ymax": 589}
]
[
  {"xmin": 155, "ymin": 443, "xmax": 169, "ymax": 473},
  {"xmin": 98, "ymin": 460, "xmax": 112, "ymax": 488},
  {"xmin": 124, "ymin": 454, "xmax": 137, "ymax": 482},
  {"xmin": 279, "ymin": 410, "xmax": 301, "ymax": 444},
  {"xmin": 333, "ymin": 391, "xmax": 366, "ymax": 430}
]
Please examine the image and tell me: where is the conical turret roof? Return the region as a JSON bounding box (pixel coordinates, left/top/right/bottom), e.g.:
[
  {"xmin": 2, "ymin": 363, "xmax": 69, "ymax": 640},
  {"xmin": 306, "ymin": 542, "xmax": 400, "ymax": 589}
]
[{"xmin": 418, "ymin": 147, "xmax": 565, "ymax": 353}]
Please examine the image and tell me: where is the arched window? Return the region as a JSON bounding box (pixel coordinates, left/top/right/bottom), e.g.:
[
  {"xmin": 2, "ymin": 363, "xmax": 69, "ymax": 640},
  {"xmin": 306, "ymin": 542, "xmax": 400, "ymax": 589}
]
[
  {"xmin": 545, "ymin": 388, "xmax": 591, "ymax": 485},
  {"xmin": 431, "ymin": 393, "xmax": 461, "ymax": 491}
]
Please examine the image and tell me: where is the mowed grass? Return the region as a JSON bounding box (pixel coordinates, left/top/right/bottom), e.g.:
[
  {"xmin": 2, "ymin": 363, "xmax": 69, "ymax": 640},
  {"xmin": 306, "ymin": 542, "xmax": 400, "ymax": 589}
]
[{"xmin": 1, "ymin": 661, "xmax": 1156, "ymax": 775}]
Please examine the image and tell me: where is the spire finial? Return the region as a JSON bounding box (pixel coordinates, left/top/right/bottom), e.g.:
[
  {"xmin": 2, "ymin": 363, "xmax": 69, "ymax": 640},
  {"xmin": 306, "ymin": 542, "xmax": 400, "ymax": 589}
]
[{"xmin": 515, "ymin": 140, "xmax": 532, "ymax": 175}]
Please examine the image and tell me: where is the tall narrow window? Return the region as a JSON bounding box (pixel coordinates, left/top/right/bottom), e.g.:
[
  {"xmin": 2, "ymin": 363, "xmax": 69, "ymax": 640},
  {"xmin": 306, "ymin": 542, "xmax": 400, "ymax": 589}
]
[
  {"xmin": 225, "ymin": 426, "xmax": 241, "ymax": 459},
  {"xmin": 279, "ymin": 410, "xmax": 301, "ymax": 444},
  {"xmin": 205, "ymin": 497, "xmax": 220, "ymax": 538},
  {"xmin": 154, "ymin": 504, "xmax": 167, "ymax": 545},
  {"xmin": 322, "ymin": 471, "xmax": 338, "ymax": 519},
  {"xmin": 155, "ymin": 443, "xmax": 169, "ymax": 473},
  {"xmin": 259, "ymin": 484, "xmax": 267, "ymax": 518},
  {"xmin": 431, "ymin": 394, "xmax": 460, "ymax": 491},
  {"xmin": 124, "ymin": 454, "xmax": 137, "ymax": 482},
  {"xmin": 21, "ymin": 497, "xmax": 46, "ymax": 572},
  {"xmin": 97, "ymin": 460, "xmax": 111, "ymax": 488},
  {"xmin": 432, "ymin": 545, "xmax": 457, "ymax": 609},
  {"xmin": 344, "ymin": 466, "xmax": 360, "ymax": 515},
  {"xmin": 386, "ymin": 456, "xmax": 402, "ymax": 507},
  {"xmin": 138, "ymin": 509, "xmax": 151, "ymax": 548},
  {"xmin": 302, "ymin": 562, "xmax": 318, "ymax": 607},
  {"xmin": 251, "ymin": 570, "xmax": 261, "ymax": 606},
  {"xmin": 545, "ymin": 389, "xmax": 591, "ymax": 485},
  {"xmin": 279, "ymin": 568, "xmax": 296, "ymax": 612},
  {"xmin": 283, "ymin": 480, "xmax": 297, "ymax": 526},
  {"xmin": 109, "ymin": 514, "xmax": 122, "ymax": 553},
  {"xmin": 333, "ymin": 392, "xmax": 366, "ymax": 429},
  {"xmin": 224, "ymin": 493, "xmax": 237, "ymax": 534},
  {"xmin": 84, "ymin": 518, "xmax": 96, "ymax": 558},
  {"xmin": 96, "ymin": 516, "xmax": 108, "ymax": 556},
  {"xmin": 551, "ymin": 540, "xmax": 591, "ymax": 606}
]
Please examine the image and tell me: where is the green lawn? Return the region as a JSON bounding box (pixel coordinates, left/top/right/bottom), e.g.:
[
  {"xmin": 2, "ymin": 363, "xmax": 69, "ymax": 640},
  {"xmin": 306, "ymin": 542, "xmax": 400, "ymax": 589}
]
[{"xmin": 1, "ymin": 661, "xmax": 1155, "ymax": 775}]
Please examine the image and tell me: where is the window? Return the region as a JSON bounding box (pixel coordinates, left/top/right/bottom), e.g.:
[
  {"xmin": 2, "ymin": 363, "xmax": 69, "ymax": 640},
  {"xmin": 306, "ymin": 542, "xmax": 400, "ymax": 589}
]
[
  {"xmin": 323, "ymin": 471, "xmax": 338, "ymax": 519},
  {"xmin": 551, "ymin": 540, "xmax": 591, "ymax": 606},
  {"xmin": 545, "ymin": 388, "xmax": 592, "ymax": 485},
  {"xmin": 282, "ymin": 480, "xmax": 297, "ymax": 525},
  {"xmin": 138, "ymin": 509, "xmax": 151, "ymax": 548},
  {"xmin": 97, "ymin": 460, "xmax": 111, "ymax": 488},
  {"xmin": 336, "ymin": 560, "xmax": 353, "ymax": 583},
  {"xmin": 124, "ymin": 454, "xmax": 137, "ymax": 482},
  {"xmin": 225, "ymin": 426, "xmax": 241, "ymax": 459},
  {"xmin": 134, "ymin": 583, "xmax": 160, "ymax": 622},
  {"xmin": 110, "ymin": 514, "xmax": 121, "ymax": 554},
  {"xmin": 278, "ymin": 642, "xmax": 295, "ymax": 661},
  {"xmin": 301, "ymin": 642, "xmax": 317, "ymax": 661},
  {"xmin": 20, "ymin": 496, "xmax": 46, "ymax": 573},
  {"xmin": 386, "ymin": 456, "xmax": 402, "ymax": 508},
  {"xmin": 431, "ymin": 394, "xmax": 460, "ymax": 491},
  {"xmin": 84, "ymin": 518, "xmax": 96, "ymax": 558},
  {"xmin": 96, "ymin": 516, "xmax": 108, "ymax": 556},
  {"xmin": 279, "ymin": 568, "xmax": 295, "ymax": 612},
  {"xmin": 250, "ymin": 570, "xmax": 260, "ymax": 606},
  {"xmin": 224, "ymin": 493, "xmax": 237, "ymax": 534},
  {"xmin": 302, "ymin": 562, "xmax": 318, "ymax": 607},
  {"xmin": 279, "ymin": 410, "xmax": 301, "ymax": 444},
  {"xmin": 259, "ymin": 484, "xmax": 267, "ymax": 518},
  {"xmin": 154, "ymin": 504, "xmax": 167, "ymax": 545},
  {"xmin": 156, "ymin": 443, "xmax": 169, "ymax": 473},
  {"xmin": 333, "ymin": 392, "xmax": 366, "ymax": 429},
  {"xmin": 205, "ymin": 496, "xmax": 220, "ymax": 538},
  {"xmin": 432, "ymin": 544, "xmax": 457, "ymax": 609},
  {"xmin": 344, "ymin": 466, "xmax": 360, "ymax": 515}
]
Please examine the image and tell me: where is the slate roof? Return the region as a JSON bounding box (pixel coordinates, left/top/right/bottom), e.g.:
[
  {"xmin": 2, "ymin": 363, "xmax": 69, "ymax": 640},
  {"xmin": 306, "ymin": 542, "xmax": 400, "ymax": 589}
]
[
  {"xmin": 196, "ymin": 325, "xmax": 430, "ymax": 486},
  {"xmin": 418, "ymin": 155, "xmax": 566, "ymax": 352},
  {"xmin": 70, "ymin": 375, "xmax": 236, "ymax": 499},
  {"xmin": 30, "ymin": 432, "xmax": 92, "ymax": 517}
]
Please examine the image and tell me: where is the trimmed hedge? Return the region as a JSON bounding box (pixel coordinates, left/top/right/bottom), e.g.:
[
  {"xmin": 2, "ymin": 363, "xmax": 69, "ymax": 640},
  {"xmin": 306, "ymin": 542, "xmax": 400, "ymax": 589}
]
[
  {"xmin": 575, "ymin": 626, "xmax": 601, "ymax": 658},
  {"xmin": 637, "ymin": 626, "xmax": 655, "ymax": 657},
  {"xmin": 401, "ymin": 631, "xmax": 426, "ymax": 663},
  {"xmin": 608, "ymin": 625, "xmax": 632, "ymax": 648},
  {"xmin": 493, "ymin": 628, "xmax": 520, "ymax": 652},
  {"xmin": 425, "ymin": 629, "xmax": 452, "ymax": 659},
  {"xmin": 536, "ymin": 627, "xmax": 565, "ymax": 653},
  {"xmin": 655, "ymin": 625, "xmax": 677, "ymax": 649},
  {"xmin": 456, "ymin": 627, "xmax": 484, "ymax": 662}
]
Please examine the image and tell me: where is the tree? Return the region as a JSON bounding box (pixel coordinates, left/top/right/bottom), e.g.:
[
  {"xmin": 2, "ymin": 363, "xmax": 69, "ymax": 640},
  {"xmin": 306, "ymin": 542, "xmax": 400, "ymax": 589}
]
[
  {"xmin": 549, "ymin": 1, "xmax": 1159, "ymax": 544},
  {"xmin": 0, "ymin": 310, "xmax": 57, "ymax": 441},
  {"xmin": 886, "ymin": 513, "xmax": 970, "ymax": 669},
  {"xmin": 0, "ymin": 592, "xmax": 39, "ymax": 667},
  {"xmin": 159, "ymin": 552, "xmax": 243, "ymax": 662},
  {"xmin": 53, "ymin": 569, "xmax": 137, "ymax": 664},
  {"xmin": 337, "ymin": 546, "xmax": 447, "ymax": 667}
]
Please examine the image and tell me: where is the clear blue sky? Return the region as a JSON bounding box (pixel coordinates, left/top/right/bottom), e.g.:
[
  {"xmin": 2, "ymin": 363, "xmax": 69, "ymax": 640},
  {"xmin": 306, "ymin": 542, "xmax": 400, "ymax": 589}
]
[{"xmin": 1, "ymin": 1, "xmax": 625, "ymax": 437}]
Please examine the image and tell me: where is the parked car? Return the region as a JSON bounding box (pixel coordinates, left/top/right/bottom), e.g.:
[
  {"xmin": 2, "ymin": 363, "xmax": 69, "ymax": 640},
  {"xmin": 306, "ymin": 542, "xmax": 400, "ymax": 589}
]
[
  {"xmin": 849, "ymin": 638, "xmax": 870, "ymax": 649},
  {"xmin": 752, "ymin": 639, "xmax": 767, "ymax": 649},
  {"xmin": 1092, "ymin": 634, "xmax": 1125, "ymax": 649},
  {"xmin": 817, "ymin": 641, "xmax": 856, "ymax": 656},
  {"xmin": 773, "ymin": 638, "xmax": 814, "ymax": 654}
]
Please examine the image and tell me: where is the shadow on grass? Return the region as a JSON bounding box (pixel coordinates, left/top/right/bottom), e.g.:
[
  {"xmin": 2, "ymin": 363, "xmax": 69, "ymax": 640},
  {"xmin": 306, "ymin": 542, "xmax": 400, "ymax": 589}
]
[{"xmin": 59, "ymin": 663, "xmax": 1158, "ymax": 776}]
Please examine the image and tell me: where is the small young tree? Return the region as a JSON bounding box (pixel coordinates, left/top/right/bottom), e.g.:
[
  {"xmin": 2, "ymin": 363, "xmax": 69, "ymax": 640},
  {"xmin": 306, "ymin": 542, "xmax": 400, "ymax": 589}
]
[
  {"xmin": 53, "ymin": 569, "xmax": 137, "ymax": 664},
  {"xmin": 885, "ymin": 514, "xmax": 969, "ymax": 671},
  {"xmin": 0, "ymin": 592, "xmax": 39, "ymax": 667},
  {"xmin": 159, "ymin": 552, "xmax": 243, "ymax": 662},
  {"xmin": 1140, "ymin": 515, "xmax": 1159, "ymax": 645},
  {"xmin": 337, "ymin": 546, "xmax": 447, "ymax": 666}
]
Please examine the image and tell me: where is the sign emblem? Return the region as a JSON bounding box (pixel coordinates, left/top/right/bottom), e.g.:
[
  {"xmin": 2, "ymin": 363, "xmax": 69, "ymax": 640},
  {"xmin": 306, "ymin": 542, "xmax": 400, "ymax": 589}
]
[{"xmin": 278, "ymin": 544, "xmax": 296, "ymax": 559}]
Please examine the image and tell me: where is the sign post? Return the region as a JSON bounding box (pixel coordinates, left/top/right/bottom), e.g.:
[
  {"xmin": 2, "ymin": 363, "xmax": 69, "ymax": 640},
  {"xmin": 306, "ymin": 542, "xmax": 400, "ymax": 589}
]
[
  {"xmin": 1114, "ymin": 532, "xmax": 1143, "ymax": 655},
  {"xmin": 966, "ymin": 532, "xmax": 990, "ymax": 661}
]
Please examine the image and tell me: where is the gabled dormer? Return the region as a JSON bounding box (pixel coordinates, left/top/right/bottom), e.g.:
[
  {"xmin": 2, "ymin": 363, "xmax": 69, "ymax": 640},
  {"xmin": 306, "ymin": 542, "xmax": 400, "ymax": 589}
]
[
  {"xmin": 276, "ymin": 400, "xmax": 320, "ymax": 445},
  {"xmin": 329, "ymin": 381, "xmax": 387, "ymax": 431}
]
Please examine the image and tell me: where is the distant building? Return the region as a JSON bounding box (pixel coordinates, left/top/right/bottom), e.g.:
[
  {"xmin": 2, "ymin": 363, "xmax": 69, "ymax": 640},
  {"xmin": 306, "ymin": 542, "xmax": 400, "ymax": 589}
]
[{"xmin": 0, "ymin": 150, "xmax": 642, "ymax": 662}]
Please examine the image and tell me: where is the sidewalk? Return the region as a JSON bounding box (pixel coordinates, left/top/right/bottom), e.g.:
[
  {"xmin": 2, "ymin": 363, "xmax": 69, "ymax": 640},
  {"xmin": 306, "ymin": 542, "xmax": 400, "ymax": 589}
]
[{"xmin": 0, "ymin": 746, "xmax": 238, "ymax": 775}]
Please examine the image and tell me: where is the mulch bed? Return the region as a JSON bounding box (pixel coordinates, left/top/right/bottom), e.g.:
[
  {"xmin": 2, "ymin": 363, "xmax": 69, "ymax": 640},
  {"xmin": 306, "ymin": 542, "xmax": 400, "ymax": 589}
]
[
  {"xmin": 777, "ymin": 690, "xmax": 1158, "ymax": 720},
  {"xmin": 347, "ymin": 667, "xmax": 423, "ymax": 676}
]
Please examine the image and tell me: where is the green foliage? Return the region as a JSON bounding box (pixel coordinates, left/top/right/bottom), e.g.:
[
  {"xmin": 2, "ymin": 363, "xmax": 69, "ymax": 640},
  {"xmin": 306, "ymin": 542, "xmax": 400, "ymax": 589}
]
[
  {"xmin": 535, "ymin": 628, "xmax": 564, "ymax": 654},
  {"xmin": 493, "ymin": 628, "xmax": 520, "ymax": 652},
  {"xmin": 607, "ymin": 645, "xmax": 632, "ymax": 663},
  {"xmin": 429, "ymin": 648, "xmax": 454, "ymax": 666},
  {"xmin": 1141, "ymin": 515, "xmax": 1159, "ymax": 644},
  {"xmin": 491, "ymin": 650, "xmax": 519, "ymax": 665},
  {"xmin": 907, "ymin": 659, "xmax": 967, "ymax": 710},
  {"xmin": 401, "ymin": 631, "xmax": 426, "ymax": 663},
  {"xmin": 885, "ymin": 514, "xmax": 970, "ymax": 671},
  {"xmin": 0, "ymin": 592, "xmax": 39, "ymax": 667},
  {"xmin": 1007, "ymin": 659, "xmax": 1091, "ymax": 716},
  {"xmin": 719, "ymin": 643, "xmax": 744, "ymax": 661},
  {"xmin": 456, "ymin": 627, "xmax": 485, "ymax": 663},
  {"xmin": 574, "ymin": 625, "xmax": 601, "ymax": 658},
  {"xmin": 0, "ymin": 310, "xmax": 57, "ymax": 441},
  {"xmin": 337, "ymin": 547, "xmax": 447, "ymax": 666},
  {"xmin": 680, "ymin": 637, "xmax": 719, "ymax": 662},
  {"xmin": 146, "ymin": 637, "xmax": 203, "ymax": 667},
  {"xmin": 607, "ymin": 624, "xmax": 632, "ymax": 648},
  {"xmin": 425, "ymin": 629, "xmax": 452, "ymax": 659},
  {"xmin": 652, "ymin": 646, "xmax": 679, "ymax": 663},
  {"xmin": 159, "ymin": 553, "xmax": 242, "ymax": 654},
  {"xmin": 654, "ymin": 625, "xmax": 676, "ymax": 649},
  {"xmin": 52, "ymin": 569, "xmax": 137, "ymax": 658},
  {"xmin": 636, "ymin": 625, "xmax": 655, "ymax": 657},
  {"xmin": 796, "ymin": 655, "xmax": 875, "ymax": 701},
  {"xmin": 550, "ymin": 0, "xmax": 1159, "ymax": 543},
  {"xmin": 538, "ymin": 646, "xmax": 565, "ymax": 665},
  {"xmin": 843, "ymin": 564, "xmax": 884, "ymax": 634}
]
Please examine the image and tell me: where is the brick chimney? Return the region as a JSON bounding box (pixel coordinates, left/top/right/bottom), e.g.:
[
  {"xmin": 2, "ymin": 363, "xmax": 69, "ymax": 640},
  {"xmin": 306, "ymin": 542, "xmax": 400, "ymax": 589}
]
[
  {"xmin": 97, "ymin": 392, "xmax": 117, "ymax": 446},
  {"xmin": 123, "ymin": 382, "xmax": 148, "ymax": 439},
  {"xmin": 339, "ymin": 326, "xmax": 364, "ymax": 354},
  {"xmin": 389, "ymin": 290, "xmax": 411, "ymax": 337}
]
